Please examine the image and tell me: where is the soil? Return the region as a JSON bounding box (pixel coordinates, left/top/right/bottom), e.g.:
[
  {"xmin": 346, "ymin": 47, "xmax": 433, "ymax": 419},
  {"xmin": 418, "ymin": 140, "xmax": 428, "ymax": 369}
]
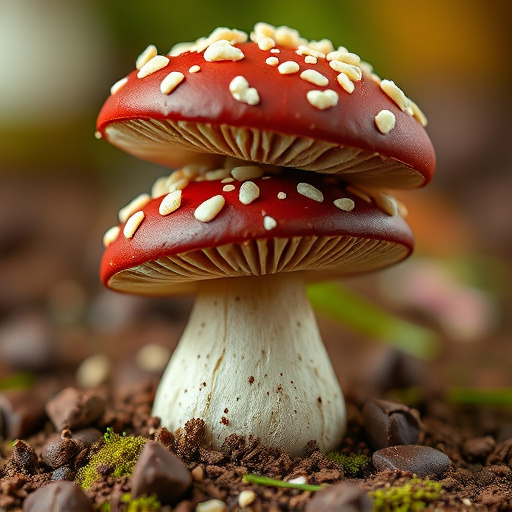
[{"xmin": 1, "ymin": 376, "xmax": 512, "ymax": 511}]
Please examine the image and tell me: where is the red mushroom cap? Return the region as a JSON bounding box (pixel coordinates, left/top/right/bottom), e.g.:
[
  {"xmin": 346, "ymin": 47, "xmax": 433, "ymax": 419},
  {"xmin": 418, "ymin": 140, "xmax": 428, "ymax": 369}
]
[
  {"xmin": 96, "ymin": 25, "xmax": 435, "ymax": 189},
  {"xmin": 101, "ymin": 170, "xmax": 413, "ymax": 296}
]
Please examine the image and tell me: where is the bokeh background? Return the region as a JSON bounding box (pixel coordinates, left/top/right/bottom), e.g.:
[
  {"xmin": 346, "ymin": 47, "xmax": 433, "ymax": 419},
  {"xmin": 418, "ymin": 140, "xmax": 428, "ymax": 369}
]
[{"xmin": 1, "ymin": 0, "xmax": 511, "ymax": 403}]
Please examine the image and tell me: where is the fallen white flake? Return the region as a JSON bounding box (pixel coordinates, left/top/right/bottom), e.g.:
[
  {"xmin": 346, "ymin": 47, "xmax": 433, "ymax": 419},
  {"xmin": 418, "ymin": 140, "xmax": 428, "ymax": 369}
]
[
  {"xmin": 277, "ymin": 192, "xmax": 287, "ymax": 199},
  {"xmin": 278, "ymin": 60, "xmax": 300, "ymax": 74},
  {"xmin": 231, "ymin": 165, "xmax": 264, "ymax": 181},
  {"xmin": 263, "ymin": 216, "xmax": 277, "ymax": 230},
  {"xmin": 123, "ymin": 211, "xmax": 145, "ymax": 238},
  {"xmin": 306, "ymin": 89, "xmax": 338, "ymax": 110},
  {"xmin": 229, "ymin": 76, "xmax": 260, "ymax": 105},
  {"xmin": 196, "ymin": 499, "xmax": 227, "ymax": 512},
  {"xmin": 110, "ymin": 77, "xmax": 128, "ymax": 95},
  {"xmin": 204, "ymin": 40, "xmax": 244, "ymax": 62},
  {"xmin": 94, "ymin": 131, "xmax": 102, "ymax": 139},
  {"xmin": 118, "ymin": 194, "xmax": 151, "ymax": 223},
  {"xmin": 288, "ymin": 476, "xmax": 308, "ymax": 485},
  {"xmin": 103, "ymin": 226, "xmax": 120, "ymax": 247},
  {"xmin": 333, "ymin": 198, "xmax": 355, "ymax": 211},
  {"xmin": 160, "ymin": 71, "xmax": 185, "ymax": 94},
  {"xmin": 375, "ymin": 109, "xmax": 396, "ymax": 134},
  {"xmin": 159, "ymin": 190, "xmax": 182, "ymax": 215},
  {"xmin": 239, "ymin": 181, "xmax": 260, "ymax": 205},
  {"xmin": 189, "ymin": 65, "xmax": 201, "ymax": 73},
  {"xmin": 137, "ymin": 55, "xmax": 170, "ymax": 78},
  {"xmin": 380, "ymin": 79, "xmax": 410, "ymax": 112},
  {"xmin": 136, "ymin": 44, "xmax": 157, "ymax": 70},
  {"xmin": 266, "ymin": 56, "xmax": 279, "ymax": 66},
  {"xmin": 297, "ymin": 182, "xmax": 324, "ymax": 202},
  {"xmin": 300, "ymin": 69, "xmax": 328, "ymax": 86},
  {"xmin": 336, "ymin": 72, "xmax": 355, "ymax": 93},
  {"xmin": 194, "ymin": 195, "xmax": 225, "ymax": 222},
  {"xmin": 238, "ymin": 490, "xmax": 257, "ymax": 508}
]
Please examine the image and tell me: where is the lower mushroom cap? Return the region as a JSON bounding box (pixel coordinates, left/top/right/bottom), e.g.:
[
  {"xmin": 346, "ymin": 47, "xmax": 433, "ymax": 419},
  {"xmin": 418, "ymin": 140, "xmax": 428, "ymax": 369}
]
[{"xmin": 101, "ymin": 170, "xmax": 413, "ymax": 296}]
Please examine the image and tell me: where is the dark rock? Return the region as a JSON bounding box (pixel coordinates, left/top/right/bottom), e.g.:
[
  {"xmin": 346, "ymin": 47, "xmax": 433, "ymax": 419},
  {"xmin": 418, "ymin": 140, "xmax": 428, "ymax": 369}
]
[
  {"xmin": 71, "ymin": 427, "xmax": 103, "ymax": 449},
  {"xmin": 23, "ymin": 481, "xmax": 93, "ymax": 512},
  {"xmin": 305, "ymin": 481, "xmax": 373, "ymax": 511},
  {"xmin": 131, "ymin": 440, "xmax": 192, "ymax": 504},
  {"xmin": 51, "ymin": 465, "xmax": 75, "ymax": 481},
  {"xmin": 0, "ymin": 390, "xmax": 46, "ymax": 440},
  {"xmin": 372, "ymin": 445, "xmax": 452, "ymax": 478},
  {"xmin": 362, "ymin": 398, "xmax": 421, "ymax": 449},
  {"xmin": 41, "ymin": 435, "xmax": 80, "ymax": 469},
  {"xmin": 7, "ymin": 440, "xmax": 38, "ymax": 476},
  {"xmin": 45, "ymin": 387, "xmax": 106, "ymax": 431}
]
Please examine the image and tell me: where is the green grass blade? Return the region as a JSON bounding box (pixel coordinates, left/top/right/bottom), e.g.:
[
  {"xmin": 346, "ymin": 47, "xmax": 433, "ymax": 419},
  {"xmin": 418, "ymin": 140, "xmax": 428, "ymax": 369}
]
[{"xmin": 307, "ymin": 282, "xmax": 441, "ymax": 361}]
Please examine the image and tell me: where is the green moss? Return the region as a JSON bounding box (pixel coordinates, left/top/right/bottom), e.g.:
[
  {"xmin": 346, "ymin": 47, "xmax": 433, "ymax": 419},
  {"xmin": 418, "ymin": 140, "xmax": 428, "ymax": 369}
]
[
  {"xmin": 76, "ymin": 428, "xmax": 147, "ymax": 490},
  {"xmin": 370, "ymin": 477, "xmax": 443, "ymax": 511},
  {"xmin": 325, "ymin": 451, "xmax": 370, "ymax": 477},
  {"xmin": 97, "ymin": 495, "xmax": 161, "ymax": 512},
  {"xmin": 121, "ymin": 493, "xmax": 162, "ymax": 511}
]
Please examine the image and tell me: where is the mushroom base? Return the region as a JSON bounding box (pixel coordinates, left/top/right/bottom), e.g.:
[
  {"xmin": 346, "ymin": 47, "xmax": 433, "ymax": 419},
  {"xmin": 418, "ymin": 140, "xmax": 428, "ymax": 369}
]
[{"xmin": 152, "ymin": 274, "xmax": 346, "ymax": 456}]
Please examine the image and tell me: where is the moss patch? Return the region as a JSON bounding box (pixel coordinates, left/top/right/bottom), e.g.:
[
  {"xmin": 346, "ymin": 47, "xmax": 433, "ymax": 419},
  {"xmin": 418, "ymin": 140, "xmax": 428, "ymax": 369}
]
[
  {"xmin": 370, "ymin": 477, "xmax": 443, "ymax": 511},
  {"xmin": 76, "ymin": 428, "xmax": 147, "ymax": 490}
]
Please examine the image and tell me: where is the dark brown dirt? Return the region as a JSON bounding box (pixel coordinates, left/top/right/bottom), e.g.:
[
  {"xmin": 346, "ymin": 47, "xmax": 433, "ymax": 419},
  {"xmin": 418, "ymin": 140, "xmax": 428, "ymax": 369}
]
[{"xmin": 2, "ymin": 378, "xmax": 512, "ymax": 511}]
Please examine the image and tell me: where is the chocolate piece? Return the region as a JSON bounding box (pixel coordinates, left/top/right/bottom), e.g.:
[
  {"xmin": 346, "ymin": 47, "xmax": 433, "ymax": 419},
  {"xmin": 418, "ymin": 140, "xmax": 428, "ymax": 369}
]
[
  {"xmin": 362, "ymin": 398, "xmax": 421, "ymax": 449},
  {"xmin": 45, "ymin": 387, "xmax": 106, "ymax": 431},
  {"xmin": 23, "ymin": 481, "xmax": 93, "ymax": 512},
  {"xmin": 0, "ymin": 390, "xmax": 46, "ymax": 440},
  {"xmin": 41, "ymin": 435, "xmax": 80, "ymax": 469},
  {"xmin": 372, "ymin": 445, "xmax": 452, "ymax": 478},
  {"xmin": 305, "ymin": 482, "xmax": 373, "ymax": 511},
  {"xmin": 131, "ymin": 440, "xmax": 192, "ymax": 504}
]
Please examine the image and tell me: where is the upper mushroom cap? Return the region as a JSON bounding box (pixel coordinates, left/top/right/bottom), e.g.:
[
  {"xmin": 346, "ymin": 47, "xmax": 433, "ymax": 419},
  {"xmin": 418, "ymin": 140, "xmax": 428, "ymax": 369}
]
[
  {"xmin": 101, "ymin": 168, "xmax": 414, "ymax": 296},
  {"xmin": 96, "ymin": 24, "xmax": 435, "ymax": 189}
]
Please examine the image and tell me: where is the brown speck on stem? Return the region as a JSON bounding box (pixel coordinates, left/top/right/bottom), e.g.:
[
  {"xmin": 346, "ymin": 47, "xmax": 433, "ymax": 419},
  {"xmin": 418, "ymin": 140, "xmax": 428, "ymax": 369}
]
[
  {"xmin": 318, "ymin": 397, "xmax": 322, "ymax": 403},
  {"xmin": 248, "ymin": 376, "xmax": 255, "ymax": 385},
  {"xmin": 221, "ymin": 417, "xmax": 229, "ymax": 425}
]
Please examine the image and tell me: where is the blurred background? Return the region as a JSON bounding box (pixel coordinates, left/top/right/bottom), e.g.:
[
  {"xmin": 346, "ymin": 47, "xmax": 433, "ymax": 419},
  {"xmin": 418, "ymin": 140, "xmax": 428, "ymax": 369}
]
[{"xmin": 1, "ymin": 0, "xmax": 511, "ymax": 409}]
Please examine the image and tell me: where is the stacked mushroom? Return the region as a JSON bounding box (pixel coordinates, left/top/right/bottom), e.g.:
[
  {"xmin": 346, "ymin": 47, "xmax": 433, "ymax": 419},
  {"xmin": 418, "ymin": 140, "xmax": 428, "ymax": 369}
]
[{"xmin": 96, "ymin": 23, "xmax": 435, "ymax": 456}]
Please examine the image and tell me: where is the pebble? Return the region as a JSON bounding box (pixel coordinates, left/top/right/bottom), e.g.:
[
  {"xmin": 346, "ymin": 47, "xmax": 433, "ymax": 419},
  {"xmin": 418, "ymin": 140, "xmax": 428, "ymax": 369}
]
[
  {"xmin": 131, "ymin": 440, "xmax": 192, "ymax": 504},
  {"xmin": 23, "ymin": 481, "xmax": 93, "ymax": 512},
  {"xmin": 372, "ymin": 445, "xmax": 452, "ymax": 478},
  {"xmin": 9, "ymin": 439, "xmax": 38, "ymax": 475},
  {"xmin": 41, "ymin": 435, "xmax": 80, "ymax": 469},
  {"xmin": 305, "ymin": 481, "xmax": 373, "ymax": 511},
  {"xmin": 0, "ymin": 390, "xmax": 46, "ymax": 440},
  {"xmin": 196, "ymin": 499, "xmax": 227, "ymax": 512},
  {"xmin": 45, "ymin": 387, "xmax": 106, "ymax": 431},
  {"xmin": 362, "ymin": 398, "xmax": 421, "ymax": 449}
]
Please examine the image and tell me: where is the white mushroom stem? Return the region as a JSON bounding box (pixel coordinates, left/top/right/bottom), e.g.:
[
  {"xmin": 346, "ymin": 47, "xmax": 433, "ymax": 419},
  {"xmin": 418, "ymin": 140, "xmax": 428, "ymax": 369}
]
[{"xmin": 152, "ymin": 274, "xmax": 346, "ymax": 456}]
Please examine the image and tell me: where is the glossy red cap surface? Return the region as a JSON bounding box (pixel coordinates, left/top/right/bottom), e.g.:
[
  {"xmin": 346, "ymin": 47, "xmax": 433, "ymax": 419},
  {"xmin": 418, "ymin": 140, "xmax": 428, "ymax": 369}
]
[
  {"xmin": 101, "ymin": 172, "xmax": 414, "ymax": 295},
  {"xmin": 97, "ymin": 32, "xmax": 435, "ymax": 189}
]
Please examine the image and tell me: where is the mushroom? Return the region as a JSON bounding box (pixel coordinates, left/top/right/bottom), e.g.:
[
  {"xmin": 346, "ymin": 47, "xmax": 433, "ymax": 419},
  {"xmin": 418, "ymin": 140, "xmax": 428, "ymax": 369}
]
[
  {"xmin": 96, "ymin": 25, "xmax": 435, "ymax": 190},
  {"xmin": 101, "ymin": 167, "xmax": 413, "ymax": 455},
  {"xmin": 97, "ymin": 23, "xmax": 435, "ymax": 456}
]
